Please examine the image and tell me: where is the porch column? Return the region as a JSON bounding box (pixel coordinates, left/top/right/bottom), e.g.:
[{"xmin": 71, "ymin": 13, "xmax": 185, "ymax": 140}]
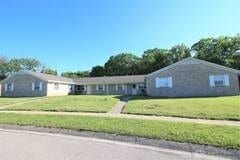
[
  {"xmin": 106, "ymin": 84, "xmax": 109, "ymax": 95},
  {"xmin": 125, "ymin": 84, "xmax": 127, "ymax": 95}
]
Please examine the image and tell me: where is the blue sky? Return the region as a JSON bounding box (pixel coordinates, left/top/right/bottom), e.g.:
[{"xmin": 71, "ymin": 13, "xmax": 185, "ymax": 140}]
[{"xmin": 0, "ymin": 0, "xmax": 239, "ymax": 73}]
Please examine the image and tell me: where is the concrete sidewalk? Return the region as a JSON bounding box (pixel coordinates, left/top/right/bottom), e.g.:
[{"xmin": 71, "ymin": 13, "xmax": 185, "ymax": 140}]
[
  {"xmin": 0, "ymin": 110, "xmax": 239, "ymax": 127},
  {"xmin": 108, "ymin": 96, "xmax": 132, "ymax": 114}
]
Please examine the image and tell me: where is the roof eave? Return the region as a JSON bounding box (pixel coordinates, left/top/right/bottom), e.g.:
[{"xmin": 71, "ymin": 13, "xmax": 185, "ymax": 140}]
[
  {"xmin": 146, "ymin": 57, "xmax": 240, "ymax": 77},
  {"xmin": 47, "ymin": 80, "xmax": 75, "ymax": 84}
]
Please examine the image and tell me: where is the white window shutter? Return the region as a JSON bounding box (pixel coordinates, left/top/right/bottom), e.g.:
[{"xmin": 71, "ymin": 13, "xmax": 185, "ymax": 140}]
[
  {"xmin": 136, "ymin": 84, "xmax": 139, "ymax": 90},
  {"xmin": 168, "ymin": 77, "xmax": 173, "ymax": 88},
  {"xmin": 155, "ymin": 78, "xmax": 159, "ymax": 88},
  {"xmin": 224, "ymin": 74, "xmax": 230, "ymax": 86},
  {"xmin": 32, "ymin": 82, "xmax": 35, "ymax": 91},
  {"xmin": 4, "ymin": 84, "xmax": 7, "ymax": 91},
  {"xmin": 209, "ymin": 75, "xmax": 215, "ymax": 87},
  {"xmin": 11, "ymin": 84, "xmax": 14, "ymax": 91},
  {"xmin": 103, "ymin": 85, "xmax": 105, "ymax": 91},
  {"xmin": 96, "ymin": 85, "xmax": 99, "ymax": 91},
  {"xmin": 122, "ymin": 84, "xmax": 125, "ymax": 90},
  {"xmin": 39, "ymin": 82, "xmax": 43, "ymax": 90},
  {"xmin": 115, "ymin": 84, "xmax": 118, "ymax": 90}
]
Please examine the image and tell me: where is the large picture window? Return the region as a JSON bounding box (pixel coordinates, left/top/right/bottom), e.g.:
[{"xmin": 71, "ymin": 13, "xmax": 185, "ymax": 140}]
[
  {"xmin": 155, "ymin": 77, "xmax": 173, "ymax": 88},
  {"xmin": 4, "ymin": 83, "xmax": 14, "ymax": 91},
  {"xmin": 209, "ymin": 75, "xmax": 229, "ymax": 87}
]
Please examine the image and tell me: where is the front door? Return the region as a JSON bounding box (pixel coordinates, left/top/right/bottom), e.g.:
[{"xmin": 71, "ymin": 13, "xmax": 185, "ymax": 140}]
[
  {"xmin": 86, "ymin": 85, "xmax": 91, "ymax": 94},
  {"xmin": 132, "ymin": 84, "xmax": 137, "ymax": 95}
]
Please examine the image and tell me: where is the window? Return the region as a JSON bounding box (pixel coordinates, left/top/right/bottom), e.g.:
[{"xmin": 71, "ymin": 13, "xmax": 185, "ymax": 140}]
[
  {"xmin": 155, "ymin": 77, "xmax": 173, "ymax": 88},
  {"xmin": 54, "ymin": 83, "xmax": 59, "ymax": 90},
  {"xmin": 32, "ymin": 82, "xmax": 42, "ymax": 91},
  {"xmin": 115, "ymin": 84, "xmax": 124, "ymax": 90},
  {"xmin": 132, "ymin": 84, "xmax": 136, "ymax": 89},
  {"xmin": 76, "ymin": 85, "xmax": 85, "ymax": 91},
  {"xmin": 7, "ymin": 84, "xmax": 12, "ymax": 90},
  {"xmin": 209, "ymin": 75, "xmax": 229, "ymax": 87},
  {"xmin": 5, "ymin": 83, "xmax": 14, "ymax": 91},
  {"xmin": 96, "ymin": 84, "xmax": 104, "ymax": 91}
]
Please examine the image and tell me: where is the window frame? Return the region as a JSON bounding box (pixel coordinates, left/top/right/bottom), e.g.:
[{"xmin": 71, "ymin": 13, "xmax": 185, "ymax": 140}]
[
  {"xmin": 209, "ymin": 74, "xmax": 229, "ymax": 87},
  {"xmin": 5, "ymin": 83, "xmax": 14, "ymax": 91},
  {"xmin": 32, "ymin": 82, "xmax": 43, "ymax": 91},
  {"xmin": 97, "ymin": 84, "xmax": 104, "ymax": 91},
  {"xmin": 156, "ymin": 77, "xmax": 173, "ymax": 88},
  {"xmin": 116, "ymin": 84, "xmax": 125, "ymax": 91}
]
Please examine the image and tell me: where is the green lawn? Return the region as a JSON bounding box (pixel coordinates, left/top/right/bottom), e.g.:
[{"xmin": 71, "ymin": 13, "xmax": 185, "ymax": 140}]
[
  {"xmin": 0, "ymin": 113, "xmax": 239, "ymax": 150},
  {"xmin": 0, "ymin": 97, "xmax": 35, "ymax": 107},
  {"xmin": 4, "ymin": 95, "xmax": 119, "ymax": 113},
  {"xmin": 124, "ymin": 96, "xmax": 240, "ymax": 121}
]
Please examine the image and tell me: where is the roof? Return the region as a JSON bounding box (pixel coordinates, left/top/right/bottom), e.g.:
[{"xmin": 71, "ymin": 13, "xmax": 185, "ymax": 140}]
[
  {"xmin": 73, "ymin": 75, "xmax": 146, "ymax": 85},
  {"xmin": 2, "ymin": 70, "xmax": 74, "ymax": 84},
  {"xmin": 147, "ymin": 57, "xmax": 240, "ymax": 77}
]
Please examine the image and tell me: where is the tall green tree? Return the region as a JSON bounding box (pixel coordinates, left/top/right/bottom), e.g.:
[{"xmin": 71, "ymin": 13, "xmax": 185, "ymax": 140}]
[
  {"xmin": 104, "ymin": 53, "xmax": 140, "ymax": 76},
  {"xmin": 8, "ymin": 58, "xmax": 41, "ymax": 73},
  {"xmin": 138, "ymin": 48, "xmax": 171, "ymax": 74},
  {"xmin": 191, "ymin": 34, "xmax": 240, "ymax": 69},
  {"xmin": 90, "ymin": 65, "xmax": 105, "ymax": 77},
  {"xmin": 169, "ymin": 44, "xmax": 191, "ymax": 63}
]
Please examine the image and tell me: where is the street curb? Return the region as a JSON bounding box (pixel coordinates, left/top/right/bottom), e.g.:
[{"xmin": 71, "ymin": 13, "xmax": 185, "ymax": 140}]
[{"xmin": 0, "ymin": 124, "xmax": 239, "ymax": 160}]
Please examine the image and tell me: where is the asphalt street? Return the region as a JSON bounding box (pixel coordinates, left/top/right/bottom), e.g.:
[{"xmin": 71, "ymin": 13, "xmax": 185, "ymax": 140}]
[{"xmin": 0, "ymin": 129, "xmax": 229, "ymax": 160}]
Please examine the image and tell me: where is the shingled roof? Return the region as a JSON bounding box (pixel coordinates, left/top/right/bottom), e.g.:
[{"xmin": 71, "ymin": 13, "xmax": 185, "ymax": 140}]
[
  {"xmin": 73, "ymin": 75, "xmax": 146, "ymax": 85},
  {"xmin": 2, "ymin": 70, "xmax": 74, "ymax": 84}
]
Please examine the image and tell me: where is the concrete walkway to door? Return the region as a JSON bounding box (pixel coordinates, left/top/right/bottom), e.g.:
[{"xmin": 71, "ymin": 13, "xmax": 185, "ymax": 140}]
[{"xmin": 108, "ymin": 96, "xmax": 132, "ymax": 114}]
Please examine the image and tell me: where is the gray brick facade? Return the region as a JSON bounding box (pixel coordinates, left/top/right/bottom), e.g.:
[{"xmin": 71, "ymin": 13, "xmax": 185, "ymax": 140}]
[{"xmin": 146, "ymin": 58, "xmax": 240, "ymax": 97}]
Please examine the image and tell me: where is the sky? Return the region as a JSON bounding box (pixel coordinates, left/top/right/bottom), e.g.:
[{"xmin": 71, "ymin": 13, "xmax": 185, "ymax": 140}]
[{"xmin": 0, "ymin": 0, "xmax": 239, "ymax": 73}]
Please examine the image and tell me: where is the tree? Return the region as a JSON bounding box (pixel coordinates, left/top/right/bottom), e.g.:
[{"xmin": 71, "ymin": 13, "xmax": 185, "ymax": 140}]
[
  {"xmin": 7, "ymin": 58, "xmax": 41, "ymax": 74},
  {"xmin": 230, "ymin": 51, "xmax": 240, "ymax": 70},
  {"xmin": 90, "ymin": 65, "xmax": 105, "ymax": 77},
  {"xmin": 76, "ymin": 71, "xmax": 89, "ymax": 77},
  {"xmin": 169, "ymin": 44, "xmax": 191, "ymax": 63},
  {"xmin": 61, "ymin": 71, "xmax": 89, "ymax": 78},
  {"xmin": 191, "ymin": 35, "xmax": 240, "ymax": 69},
  {"xmin": 61, "ymin": 72, "xmax": 76, "ymax": 78},
  {"xmin": 0, "ymin": 56, "xmax": 8, "ymax": 80},
  {"xmin": 104, "ymin": 53, "xmax": 141, "ymax": 76},
  {"xmin": 138, "ymin": 48, "xmax": 171, "ymax": 74},
  {"xmin": 41, "ymin": 68, "xmax": 58, "ymax": 75}
]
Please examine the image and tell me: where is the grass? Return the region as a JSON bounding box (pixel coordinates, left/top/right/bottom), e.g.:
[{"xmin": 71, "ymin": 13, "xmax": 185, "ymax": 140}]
[
  {"xmin": 0, "ymin": 97, "xmax": 35, "ymax": 107},
  {"xmin": 0, "ymin": 113, "xmax": 239, "ymax": 150},
  {"xmin": 124, "ymin": 96, "xmax": 240, "ymax": 121},
  {"xmin": 4, "ymin": 95, "xmax": 119, "ymax": 113}
]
